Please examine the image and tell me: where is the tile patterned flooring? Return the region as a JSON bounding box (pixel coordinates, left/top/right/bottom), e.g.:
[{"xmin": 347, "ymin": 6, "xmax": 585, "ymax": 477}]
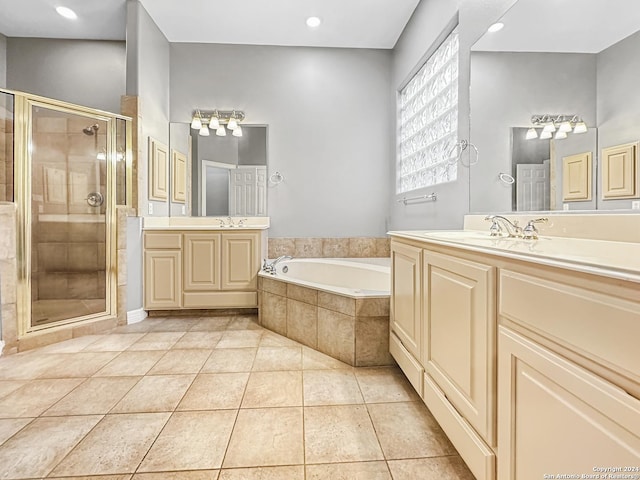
[{"xmin": 0, "ymin": 315, "xmax": 475, "ymax": 480}]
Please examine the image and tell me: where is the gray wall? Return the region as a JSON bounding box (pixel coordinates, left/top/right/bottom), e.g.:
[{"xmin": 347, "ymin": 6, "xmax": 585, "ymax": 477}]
[
  {"xmin": 388, "ymin": 0, "xmax": 520, "ymax": 231},
  {"xmin": 6, "ymin": 38, "xmax": 125, "ymax": 113},
  {"xmin": 125, "ymin": 1, "xmax": 171, "ymax": 311},
  {"xmin": 170, "ymin": 43, "xmax": 392, "ymax": 238},
  {"xmin": 127, "ymin": 1, "xmax": 171, "ymax": 218},
  {"xmin": 597, "ymin": 30, "xmax": 640, "ymax": 210},
  {"xmin": 0, "ymin": 34, "xmax": 6, "ymax": 88},
  {"xmin": 469, "ymin": 51, "xmax": 597, "ymax": 213}
]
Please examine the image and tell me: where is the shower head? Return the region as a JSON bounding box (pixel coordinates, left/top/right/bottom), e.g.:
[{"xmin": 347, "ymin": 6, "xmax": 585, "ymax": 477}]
[{"xmin": 83, "ymin": 124, "xmax": 99, "ymax": 136}]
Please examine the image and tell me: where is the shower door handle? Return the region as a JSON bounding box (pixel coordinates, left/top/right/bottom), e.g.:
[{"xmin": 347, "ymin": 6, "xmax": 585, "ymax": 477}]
[{"xmin": 86, "ymin": 192, "xmax": 104, "ymax": 207}]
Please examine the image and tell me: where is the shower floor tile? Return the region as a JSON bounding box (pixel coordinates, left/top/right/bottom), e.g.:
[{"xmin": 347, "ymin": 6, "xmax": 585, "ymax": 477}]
[{"xmin": 0, "ymin": 315, "xmax": 473, "ymax": 480}]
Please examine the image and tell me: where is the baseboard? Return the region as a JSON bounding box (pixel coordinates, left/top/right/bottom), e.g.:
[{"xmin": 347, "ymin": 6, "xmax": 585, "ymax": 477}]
[{"xmin": 127, "ymin": 308, "xmax": 148, "ymax": 325}]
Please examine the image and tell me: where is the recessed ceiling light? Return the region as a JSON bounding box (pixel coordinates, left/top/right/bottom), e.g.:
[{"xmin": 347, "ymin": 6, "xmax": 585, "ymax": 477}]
[
  {"xmin": 487, "ymin": 22, "xmax": 504, "ymax": 33},
  {"xmin": 56, "ymin": 6, "xmax": 78, "ymax": 20},
  {"xmin": 306, "ymin": 16, "xmax": 322, "ymax": 28}
]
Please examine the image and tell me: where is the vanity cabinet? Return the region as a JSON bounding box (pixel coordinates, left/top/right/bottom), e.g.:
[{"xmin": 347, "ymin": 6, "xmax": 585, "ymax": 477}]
[
  {"xmin": 144, "ymin": 233, "xmax": 182, "ymax": 309},
  {"xmin": 390, "ymin": 241, "xmax": 424, "ymax": 394},
  {"xmin": 389, "ymin": 232, "xmax": 640, "ymax": 480},
  {"xmin": 390, "ymin": 239, "xmax": 497, "ymax": 480},
  {"xmin": 422, "ymin": 251, "xmax": 495, "ymax": 444},
  {"xmin": 144, "ymin": 229, "xmax": 263, "ymax": 310},
  {"xmin": 497, "ymin": 265, "xmax": 640, "ymax": 478}
]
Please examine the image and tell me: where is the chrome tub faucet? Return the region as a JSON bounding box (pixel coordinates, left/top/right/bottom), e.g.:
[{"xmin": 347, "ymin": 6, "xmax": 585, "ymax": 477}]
[{"xmin": 262, "ymin": 255, "xmax": 293, "ymax": 275}]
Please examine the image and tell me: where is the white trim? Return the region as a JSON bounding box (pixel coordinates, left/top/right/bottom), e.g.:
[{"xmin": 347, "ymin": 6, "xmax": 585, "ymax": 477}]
[{"xmin": 127, "ymin": 308, "xmax": 148, "ymax": 324}]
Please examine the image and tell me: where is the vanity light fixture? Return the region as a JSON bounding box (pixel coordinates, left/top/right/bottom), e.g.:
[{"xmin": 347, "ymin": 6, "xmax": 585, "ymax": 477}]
[
  {"xmin": 528, "ymin": 114, "xmax": 587, "ymax": 140},
  {"xmin": 555, "ymin": 130, "xmax": 568, "ymax": 140},
  {"xmin": 190, "ymin": 109, "xmax": 203, "ymax": 130},
  {"xmin": 227, "ymin": 112, "xmax": 239, "ymax": 130},
  {"xmin": 525, "ymin": 128, "xmax": 538, "ymax": 140},
  {"xmin": 573, "ymin": 120, "xmax": 588, "ymax": 134},
  {"xmin": 209, "ymin": 111, "xmax": 220, "ymax": 130},
  {"xmin": 540, "ymin": 130, "xmax": 553, "ymax": 140},
  {"xmin": 56, "ymin": 6, "xmax": 77, "ymax": 20},
  {"xmin": 232, "ymin": 125, "xmax": 243, "ymax": 137},
  {"xmin": 190, "ymin": 110, "xmax": 245, "ymax": 137},
  {"xmin": 487, "ymin": 22, "xmax": 504, "ymax": 33}
]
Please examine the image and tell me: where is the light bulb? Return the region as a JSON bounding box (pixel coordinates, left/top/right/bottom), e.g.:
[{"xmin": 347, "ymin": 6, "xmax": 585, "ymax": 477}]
[
  {"xmin": 573, "ymin": 121, "xmax": 587, "ymax": 134},
  {"xmin": 542, "ymin": 122, "xmax": 556, "ymax": 133},
  {"xmin": 306, "ymin": 16, "xmax": 321, "ymax": 28},
  {"xmin": 191, "ymin": 116, "xmax": 202, "ymax": 130},
  {"xmin": 558, "ymin": 121, "xmax": 572, "ymax": 133},
  {"xmin": 525, "ymin": 128, "xmax": 538, "ymax": 140},
  {"xmin": 555, "ymin": 130, "xmax": 567, "ymax": 139},
  {"xmin": 216, "ymin": 125, "xmax": 226, "ymax": 136},
  {"xmin": 232, "ymin": 125, "xmax": 243, "ymax": 137},
  {"xmin": 227, "ymin": 116, "xmax": 238, "ymax": 130},
  {"xmin": 199, "ymin": 126, "xmax": 210, "ymax": 136},
  {"xmin": 540, "ymin": 131, "xmax": 553, "ymax": 140},
  {"xmin": 487, "ymin": 22, "xmax": 504, "ymax": 33},
  {"xmin": 209, "ymin": 115, "xmax": 220, "ymax": 130},
  {"xmin": 56, "ymin": 6, "xmax": 77, "ymax": 19}
]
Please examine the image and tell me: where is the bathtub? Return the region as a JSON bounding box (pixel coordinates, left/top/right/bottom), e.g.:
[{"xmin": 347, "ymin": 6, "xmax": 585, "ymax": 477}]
[
  {"xmin": 261, "ymin": 257, "xmax": 390, "ymax": 297},
  {"xmin": 258, "ymin": 258, "xmax": 393, "ymax": 367}
]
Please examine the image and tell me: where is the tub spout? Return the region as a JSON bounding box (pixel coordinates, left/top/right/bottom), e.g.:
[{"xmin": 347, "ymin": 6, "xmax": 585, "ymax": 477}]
[{"xmin": 263, "ymin": 255, "xmax": 293, "ymax": 275}]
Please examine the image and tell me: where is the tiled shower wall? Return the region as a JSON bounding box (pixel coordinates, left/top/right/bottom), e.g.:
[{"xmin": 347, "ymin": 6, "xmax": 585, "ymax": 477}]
[
  {"xmin": 268, "ymin": 237, "xmax": 390, "ymax": 259},
  {"xmin": 32, "ymin": 222, "xmax": 106, "ymax": 301},
  {"xmin": 30, "ymin": 115, "xmax": 107, "ymax": 302}
]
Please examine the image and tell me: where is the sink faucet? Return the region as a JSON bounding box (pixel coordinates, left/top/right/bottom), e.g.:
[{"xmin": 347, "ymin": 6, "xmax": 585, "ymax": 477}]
[
  {"xmin": 522, "ymin": 218, "xmax": 548, "ymax": 240},
  {"xmin": 484, "ymin": 215, "xmax": 523, "ymax": 238},
  {"xmin": 262, "ymin": 255, "xmax": 293, "ymax": 275}
]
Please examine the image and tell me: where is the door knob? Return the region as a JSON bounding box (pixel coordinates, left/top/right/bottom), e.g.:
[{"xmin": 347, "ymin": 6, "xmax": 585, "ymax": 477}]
[{"xmin": 86, "ymin": 192, "xmax": 104, "ymax": 207}]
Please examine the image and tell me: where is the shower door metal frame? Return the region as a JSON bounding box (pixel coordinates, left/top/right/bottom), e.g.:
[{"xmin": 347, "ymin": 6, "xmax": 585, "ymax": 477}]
[{"xmin": 10, "ymin": 89, "xmax": 130, "ymax": 337}]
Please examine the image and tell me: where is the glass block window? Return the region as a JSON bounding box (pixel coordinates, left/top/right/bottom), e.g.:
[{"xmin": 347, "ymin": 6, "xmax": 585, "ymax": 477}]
[{"xmin": 398, "ymin": 27, "xmax": 459, "ymax": 194}]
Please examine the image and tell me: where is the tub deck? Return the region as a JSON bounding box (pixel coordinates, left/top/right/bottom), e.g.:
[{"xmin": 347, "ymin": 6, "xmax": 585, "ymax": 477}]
[{"xmin": 257, "ymin": 258, "xmax": 393, "ymax": 367}]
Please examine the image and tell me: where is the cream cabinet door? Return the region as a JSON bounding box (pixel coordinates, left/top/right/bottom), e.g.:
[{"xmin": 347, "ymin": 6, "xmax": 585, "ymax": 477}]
[
  {"xmin": 498, "ymin": 327, "xmax": 640, "ymax": 480},
  {"xmin": 144, "ymin": 250, "xmax": 181, "ymax": 309},
  {"xmin": 391, "ymin": 241, "xmax": 423, "ymax": 360},
  {"xmin": 423, "ymin": 251, "xmax": 495, "ymax": 444},
  {"xmin": 221, "ymin": 232, "xmax": 260, "ymax": 290},
  {"xmin": 184, "ymin": 233, "xmax": 221, "ymax": 291}
]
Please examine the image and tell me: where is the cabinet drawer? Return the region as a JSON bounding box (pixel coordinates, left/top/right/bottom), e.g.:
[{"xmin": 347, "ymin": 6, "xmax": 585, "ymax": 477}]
[
  {"xmin": 144, "ymin": 232, "xmax": 182, "ymax": 249},
  {"xmin": 390, "ymin": 331, "xmax": 423, "ymax": 397},
  {"xmin": 499, "ymin": 269, "xmax": 640, "ymax": 384}
]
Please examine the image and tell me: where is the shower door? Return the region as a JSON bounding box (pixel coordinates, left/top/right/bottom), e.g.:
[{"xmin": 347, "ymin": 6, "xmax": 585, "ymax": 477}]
[{"xmin": 26, "ymin": 102, "xmax": 114, "ymax": 328}]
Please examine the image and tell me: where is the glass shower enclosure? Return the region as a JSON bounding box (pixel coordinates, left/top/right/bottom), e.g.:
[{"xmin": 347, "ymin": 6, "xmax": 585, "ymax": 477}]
[{"xmin": 2, "ymin": 88, "xmax": 132, "ymax": 335}]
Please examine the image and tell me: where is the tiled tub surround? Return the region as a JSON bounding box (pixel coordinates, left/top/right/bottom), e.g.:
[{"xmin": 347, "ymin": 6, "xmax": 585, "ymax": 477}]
[
  {"xmin": 258, "ymin": 260, "xmax": 393, "ymax": 367},
  {"xmin": 268, "ymin": 237, "xmax": 390, "ymax": 259}
]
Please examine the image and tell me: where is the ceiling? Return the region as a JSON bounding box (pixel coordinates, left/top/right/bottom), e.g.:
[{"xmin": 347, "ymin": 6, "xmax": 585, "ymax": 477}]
[
  {"xmin": 472, "ymin": 0, "xmax": 640, "ymax": 53},
  {"xmin": 0, "ymin": 0, "xmax": 421, "ymax": 49}
]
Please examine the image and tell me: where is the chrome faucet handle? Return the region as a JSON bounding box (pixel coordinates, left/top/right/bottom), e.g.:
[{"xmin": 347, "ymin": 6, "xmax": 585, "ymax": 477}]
[
  {"xmin": 238, "ymin": 218, "xmax": 247, "ymax": 227},
  {"xmin": 217, "ymin": 218, "xmax": 226, "ymax": 226},
  {"xmin": 522, "ymin": 218, "xmax": 548, "ymax": 240},
  {"xmin": 488, "ymin": 220, "xmax": 503, "ymax": 236}
]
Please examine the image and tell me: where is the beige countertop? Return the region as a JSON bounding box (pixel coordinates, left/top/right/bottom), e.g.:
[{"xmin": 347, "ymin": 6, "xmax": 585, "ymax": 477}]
[
  {"xmin": 143, "ymin": 216, "xmax": 270, "ymax": 230},
  {"xmin": 388, "ymin": 230, "xmax": 640, "ymax": 284}
]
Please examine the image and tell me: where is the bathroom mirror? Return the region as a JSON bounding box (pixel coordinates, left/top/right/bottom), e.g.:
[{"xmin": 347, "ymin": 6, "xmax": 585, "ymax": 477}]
[
  {"xmin": 469, "ymin": 0, "xmax": 640, "ymax": 213},
  {"xmin": 168, "ymin": 123, "xmax": 268, "ymax": 217}
]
